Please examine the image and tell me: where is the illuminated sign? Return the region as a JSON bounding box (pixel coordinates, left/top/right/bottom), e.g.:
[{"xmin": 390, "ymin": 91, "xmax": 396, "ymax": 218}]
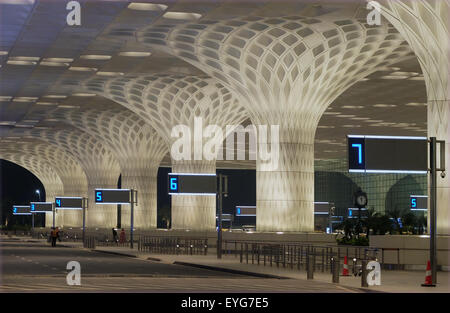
[
  {"xmin": 348, "ymin": 135, "xmax": 427, "ymax": 174},
  {"xmin": 168, "ymin": 173, "xmax": 216, "ymax": 195},
  {"xmin": 30, "ymin": 202, "xmax": 53, "ymax": 213},
  {"xmin": 348, "ymin": 208, "xmax": 367, "ymax": 218},
  {"xmin": 314, "ymin": 202, "xmax": 331, "ymax": 215},
  {"xmin": 55, "ymin": 197, "xmax": 83, "ymax": 210},
  {"xmin": 410, "ymin": 195, "xmax": 427, "ymax": 211},
  {"xmin": 95, "ymin": 189, "xmax": 132, "ymax": 204},
  {"xmin": 13, "ymin": 205, "xmax": 31, "ymax": 215},
  {"xmin": 236, "ymin": 206, "xmax": 256, "ymax": 217}
]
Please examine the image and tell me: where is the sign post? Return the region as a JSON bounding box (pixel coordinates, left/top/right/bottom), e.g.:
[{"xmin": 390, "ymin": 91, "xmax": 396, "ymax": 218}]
[
  {"xmin": 167, "ymin": 173, "xmax": 218, "ymax": 255},
  {"xmin": 428, "ymin": 137, "xmax": 446, "ymax": 286},
  {"xmin": 347, "ymin": 134, "xmax": 445, "ymax": 286},
  {"xmin": 217, "ymin": 174, "xmax": 228, "ymax": 259},
  {"xmin": 30, "ymin": 202, "xmax": 53, "ymax": 229},
  {"xmin": 55, "ymin": 197, "xmax": 87, "ymax": 242},
  {"xmin": 95, "ymin": 188, "xmax": 137, "ymax": 249}
]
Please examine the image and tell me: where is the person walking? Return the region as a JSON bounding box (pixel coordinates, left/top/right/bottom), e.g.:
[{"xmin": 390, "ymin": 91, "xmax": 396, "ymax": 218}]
[
  {"xmin": 50, "ymin": 227, "xmax": 58, "ymax": 247},
  {"xmin": 119, "ymin": 228, "xmax": 126, "ymax": 244},
  {"xmin": 112, "ymin": 228, "xmax": 118, "ymax": 245}
]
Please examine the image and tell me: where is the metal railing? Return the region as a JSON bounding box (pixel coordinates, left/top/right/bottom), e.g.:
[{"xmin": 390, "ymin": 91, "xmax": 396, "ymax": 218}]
[
  {"xmin": 222, "ymin": 240, "xmax": 380, "ymax": 273},
  {"xmin": 139, "ymin": 236, "xmax": 208, "ymax": 255},
  {"xmin": 83, "ymin": 236, "xmax": 96, "ymax": 249}
]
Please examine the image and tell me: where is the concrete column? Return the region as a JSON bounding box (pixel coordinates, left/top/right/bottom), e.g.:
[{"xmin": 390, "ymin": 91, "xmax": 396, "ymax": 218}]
[
  {"xmin": 379, "ymin": 0, "xmax": 450, "ymax": 234},
  {"xmin": 120, "ymin": 163, "xmax": 159, "ymax": 229},
  {"xmin": 86, "ymin": 174, "xmax": 118, "ymax": 229},
  {"xmin": 256, "ymin": 125, "xmax": 315, "ymax": 232},
  {"xmin": 137, "ymin": 14, "xmax": 412, "ymax": 232}
]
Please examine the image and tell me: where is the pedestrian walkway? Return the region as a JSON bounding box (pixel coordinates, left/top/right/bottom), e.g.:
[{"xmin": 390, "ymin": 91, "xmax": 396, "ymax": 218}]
[
  {"xmin": 91, "ymin": 246, "xmax": 450, "ymax": 293},
  {"xmin": 4, "ymin": 235, "xmax": 449, "ymax": 293}
]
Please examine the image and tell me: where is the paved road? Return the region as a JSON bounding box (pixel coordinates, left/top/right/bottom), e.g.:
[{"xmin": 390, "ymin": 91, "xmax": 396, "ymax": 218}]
[
  {"xmin": 0, "ymin": 240, "xmax": 244, "ymax": 277},
  {"xmin": 0, "ymin": 239, "xmax": 360, "ymax": 293}
]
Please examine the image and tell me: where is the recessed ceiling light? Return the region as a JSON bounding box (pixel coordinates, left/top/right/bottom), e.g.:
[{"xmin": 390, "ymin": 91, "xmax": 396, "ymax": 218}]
[
  {"xmin": 128, "ymin": 3, "xmax": 168, "ymax": 11},
  {"xmin": 43, "ymin": 58, "xmax": 74, "ymax": 63},
  {"xmin": 408, "ymin": 76, "xmax": 425, "ymax": 81},
  {"xmin": 381, "ymin": 75, "xmax": 410, "ymax": 80},
  {"xmin": 323, "ymin": 112, "xmax": 341, "ymax": 115},
  {"xmin": 13, "ymin": 97, "xmax": 38, "ymax": 102},
  {"xmin": 390, "ymin": 71, "xmax": 416, "ymax": 76},
  {"xmin": 0, "ymin": 51, "xmax": 8, "ymax": 56},
  {"xmin": 8, "ymin": 56, "xmax": 40, "ymax": 61},
  {"xmin": 342, "ymin": 105, "xmax": 364, "ymax": 109},
  {"xmin": 0, "ymin": 96, "xmax": 12, "ymax": 101},
  {"xmin": 72, "ymin": 93, "xmax": 96, "ymax": 97},
  {"xmin": 336, "ymin": 114, "xmax": 356, "ymax": 118},
  {"xmin": 96, "ymin": 71, "xmax": 124, "ymax": 76},
  {"xmin": 40, "ymin": 61, "xmax": 70, "ymax": 67},
  {"xmin": 351, "ymin": 117, "xmax": 371, "ymax": 120},
  {"xmin": 373, "ymin": 104, "xmax": 397, "ymax": 108},
  {"xmin": 0, "ymin": 121, "xmax": 16, "ymax": 126},
  {"xmin": 69, "ymin": 66, "xmax": 98, "ymax": 72},
  {"xmin": 405, "ymin": 102, "xmax": 426, "ymax": 106},
  {"xmin": 58, "ymin": 105, "xmax": 80, "ymax": 109},
  {"xmin": 118, "ymin": 51, "xmax": 152, "ymax": 57},
  {"xmin": 15, "ymin": 124, "xmax": 34, "ymax": 128},
  {"xmin": 36, "ymin": 102, "xmax": 58, "ymax": 105},
  {"xmin": 317, "ymin": 125, "xmax": 335, "ymax": 129},
  {"xmin": 163, "ymin": 12, "xmax": 202, "ymax": 20},
  {"xmin": 80, "ymin": 55, "xmax": 112, "ymax": 60},
  {"xmin": 6, "ymin": 60, "xmax": 37, "ymax": 66},
  {"xmin": 43, "ymin": 95, "xmax": 67, "ymax": 99}
]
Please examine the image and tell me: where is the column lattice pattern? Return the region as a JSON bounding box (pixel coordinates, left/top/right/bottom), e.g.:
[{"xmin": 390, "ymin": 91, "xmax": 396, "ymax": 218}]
[
  {"xmin": 80, "ymin": 75, "xmax": 247, "ymax": 230},
  {"xmin": 379, "ymin": 0, "xmax": 450, "ymax": 234},
  {"xmin": 137, "ymin": 14, "xmax": 413, "ymax": 231}
]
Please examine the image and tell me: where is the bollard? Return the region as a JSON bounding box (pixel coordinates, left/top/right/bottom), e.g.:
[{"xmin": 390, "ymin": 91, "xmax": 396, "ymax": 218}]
[
  {"xmin": 332, "ymin": 258, "xmax": 340, "ymax": 283},
  {"xmin": 307, "ymin": 255, "xmax": 314, "ymax": 279},
  {"xmin": 361, "ymin": 260, "xmax": 368, "ymax": 287}
]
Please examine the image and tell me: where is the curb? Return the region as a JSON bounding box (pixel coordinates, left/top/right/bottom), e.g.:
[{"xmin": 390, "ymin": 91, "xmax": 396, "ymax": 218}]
[
  {"xmin": 93, "ymin": 249, "xmax": 138, "ymax": 258},
  {"xmin": 173, "ymin": 261, "xmax": 291, "ymax": 279}
]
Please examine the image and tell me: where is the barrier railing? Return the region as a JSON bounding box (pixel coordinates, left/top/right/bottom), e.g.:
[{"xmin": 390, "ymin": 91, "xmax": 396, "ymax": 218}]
[
  {"xmin": 223, "ymin": 240, "xmax": 380, "ymax": 274},
  {"xmin": 139, "ymin": 236, "xmax": 208, "ymax": 255},
  {"xmin": 83, "ymin": 236, "xmax": 96, "ymax": 249}
]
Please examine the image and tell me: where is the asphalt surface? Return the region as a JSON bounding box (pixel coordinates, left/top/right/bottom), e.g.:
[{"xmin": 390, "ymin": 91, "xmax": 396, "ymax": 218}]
[
  {"xmin": 0, "ymin": 238, "xmax": 360, "ymax": 293},
  {"xmin": 0, "ymin": 240, "xmax": 244, "ymax": 277}
]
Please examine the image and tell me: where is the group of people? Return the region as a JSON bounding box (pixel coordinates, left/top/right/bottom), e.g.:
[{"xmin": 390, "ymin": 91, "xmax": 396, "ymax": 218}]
[
  {"xmin": 47, "ymin": 227, "xmax": 127, "ymax": 246},
  {"xmin": 112, "ymin": 228, "xmax": 126, "ymax": 245}
]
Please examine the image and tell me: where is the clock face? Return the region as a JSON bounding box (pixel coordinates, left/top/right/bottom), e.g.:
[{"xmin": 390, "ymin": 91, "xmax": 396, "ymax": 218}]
[{"xmin": 356, "ymin": 195, "xmax": 367, "ymax": 206}]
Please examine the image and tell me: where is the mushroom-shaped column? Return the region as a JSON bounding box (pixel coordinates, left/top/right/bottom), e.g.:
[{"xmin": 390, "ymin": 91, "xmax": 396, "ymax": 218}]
[
  {"xmin": 83, "ymin": 75, "xmax": 246, "ymax": 231},
  {"xmin": 16, "ymin": 128, "xmax": 121, "ymax": 228},
  {"xmin": 0, "ymin": 141, "xmax": 88, "ymax": 227},
  {"xmin": 137, "ymin": 15, "xmax": 413, "ymax": 231},
  {"xmin": 59, "ymin": 106, "xmax": 168, "ymax": 229},
  {"xmin": 377, "ymin": 0, "xmax": 450, "ymax": 234}
]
